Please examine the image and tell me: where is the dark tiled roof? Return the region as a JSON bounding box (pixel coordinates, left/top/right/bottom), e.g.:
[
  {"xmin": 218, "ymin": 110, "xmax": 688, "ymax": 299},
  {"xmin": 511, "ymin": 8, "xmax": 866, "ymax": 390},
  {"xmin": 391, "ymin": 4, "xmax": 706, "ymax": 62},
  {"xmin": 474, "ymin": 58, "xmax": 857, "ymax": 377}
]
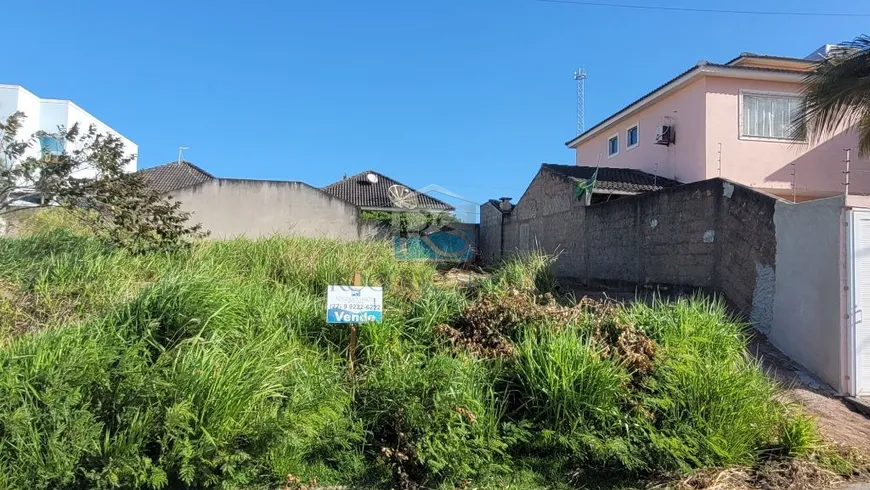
[
  {"xmin": 542, "ymin": 164, "xmax": 680, "ymax": 193},
  {"xmin": 138, "ymin": 161, "xmax": 215, "ymax": 193},
  {"xmin": 322, "ymin": 171, "xmax": 454, "ymax": 211}
]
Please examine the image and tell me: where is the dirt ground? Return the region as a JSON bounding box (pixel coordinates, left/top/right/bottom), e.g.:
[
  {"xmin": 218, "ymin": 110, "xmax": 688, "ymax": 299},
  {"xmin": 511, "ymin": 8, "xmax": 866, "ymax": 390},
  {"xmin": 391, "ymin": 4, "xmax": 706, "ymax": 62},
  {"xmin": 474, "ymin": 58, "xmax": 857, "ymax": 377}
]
[{"xmin": 748, "ymin": 336, "xmax": 870, "ymax": 455}]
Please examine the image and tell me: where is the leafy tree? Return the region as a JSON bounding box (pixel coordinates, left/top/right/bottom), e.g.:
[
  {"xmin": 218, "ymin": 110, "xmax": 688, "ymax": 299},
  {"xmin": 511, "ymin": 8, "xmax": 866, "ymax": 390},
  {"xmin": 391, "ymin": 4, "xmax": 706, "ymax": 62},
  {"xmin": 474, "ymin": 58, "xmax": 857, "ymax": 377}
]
[
  {"xmin": 0, "ymin": 111, "xmax": 203, "ymax": 252},
  {"xmin": 794, "ymin": 35, "xmax": 870, "ymax": 154}
]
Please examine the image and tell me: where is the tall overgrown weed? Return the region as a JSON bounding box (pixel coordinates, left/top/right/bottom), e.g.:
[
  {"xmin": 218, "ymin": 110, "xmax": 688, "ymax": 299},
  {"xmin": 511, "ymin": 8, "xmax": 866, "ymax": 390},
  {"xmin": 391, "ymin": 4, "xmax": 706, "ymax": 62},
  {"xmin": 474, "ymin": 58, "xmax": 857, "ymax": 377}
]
[{"xmin": 0, "ymin": 224, "xmax": 833, "ymax": 488}]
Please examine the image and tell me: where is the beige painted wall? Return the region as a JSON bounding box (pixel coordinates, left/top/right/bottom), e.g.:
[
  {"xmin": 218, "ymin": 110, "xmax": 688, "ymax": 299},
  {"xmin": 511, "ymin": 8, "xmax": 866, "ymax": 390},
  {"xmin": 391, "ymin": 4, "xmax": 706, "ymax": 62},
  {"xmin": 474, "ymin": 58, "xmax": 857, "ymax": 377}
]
[
  {"xmin": 170, "ymin": 179, "xmax": 374, "ymax": 240},
  {"xmin": 771, "ymin": 195, "xmax": 845, "ymax": 392}
]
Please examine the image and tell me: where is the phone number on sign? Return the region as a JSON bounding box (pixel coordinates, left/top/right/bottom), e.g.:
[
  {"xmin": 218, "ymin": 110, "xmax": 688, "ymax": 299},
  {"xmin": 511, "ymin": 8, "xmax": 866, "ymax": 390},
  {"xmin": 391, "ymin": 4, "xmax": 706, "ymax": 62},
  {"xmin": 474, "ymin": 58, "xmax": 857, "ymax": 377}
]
[{"xmin": 328, "ymin": 303, "xmax": 382, "ymax": 311}]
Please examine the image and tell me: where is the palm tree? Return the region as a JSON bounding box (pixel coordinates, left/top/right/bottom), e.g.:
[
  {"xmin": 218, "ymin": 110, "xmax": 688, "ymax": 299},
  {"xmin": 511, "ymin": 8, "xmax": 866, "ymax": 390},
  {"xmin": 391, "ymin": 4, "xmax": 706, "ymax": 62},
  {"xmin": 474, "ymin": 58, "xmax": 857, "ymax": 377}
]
[{"xmin": 794, "ymin": 35, "xmax": 870, "ymax": 155}]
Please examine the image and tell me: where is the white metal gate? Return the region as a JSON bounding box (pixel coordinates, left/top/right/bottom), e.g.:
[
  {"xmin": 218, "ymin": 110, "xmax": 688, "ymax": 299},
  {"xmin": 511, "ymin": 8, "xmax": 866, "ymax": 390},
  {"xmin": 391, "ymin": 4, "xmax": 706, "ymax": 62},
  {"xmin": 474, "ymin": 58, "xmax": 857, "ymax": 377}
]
[{"xmin": 849, "ymin": 210, "xmax": 870, "ymax": 395}]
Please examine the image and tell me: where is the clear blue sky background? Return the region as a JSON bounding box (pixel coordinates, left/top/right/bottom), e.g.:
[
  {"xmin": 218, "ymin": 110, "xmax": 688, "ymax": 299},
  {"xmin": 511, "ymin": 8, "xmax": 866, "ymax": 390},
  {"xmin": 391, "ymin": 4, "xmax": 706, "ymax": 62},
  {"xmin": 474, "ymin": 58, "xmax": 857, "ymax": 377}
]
[{"xmin": 3, "ymin": 0, "xmax": 868, "ymax": 213}]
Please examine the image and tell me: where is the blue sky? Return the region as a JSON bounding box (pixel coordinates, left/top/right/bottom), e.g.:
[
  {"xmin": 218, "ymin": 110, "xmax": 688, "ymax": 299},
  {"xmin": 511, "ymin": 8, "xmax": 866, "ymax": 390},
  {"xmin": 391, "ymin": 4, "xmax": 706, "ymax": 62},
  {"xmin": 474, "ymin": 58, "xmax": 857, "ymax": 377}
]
[{"xmin": 3, "ymin": 0, "xmax": 868, "ymax": 213}]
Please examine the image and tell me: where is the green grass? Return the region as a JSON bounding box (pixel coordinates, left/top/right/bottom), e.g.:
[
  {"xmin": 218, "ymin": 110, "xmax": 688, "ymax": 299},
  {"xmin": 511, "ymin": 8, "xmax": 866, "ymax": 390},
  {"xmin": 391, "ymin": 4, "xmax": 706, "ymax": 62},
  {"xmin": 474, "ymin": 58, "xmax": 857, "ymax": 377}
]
[{"xmin": 0, "ymin": 219, "xmax": 829, "ymax": 489}]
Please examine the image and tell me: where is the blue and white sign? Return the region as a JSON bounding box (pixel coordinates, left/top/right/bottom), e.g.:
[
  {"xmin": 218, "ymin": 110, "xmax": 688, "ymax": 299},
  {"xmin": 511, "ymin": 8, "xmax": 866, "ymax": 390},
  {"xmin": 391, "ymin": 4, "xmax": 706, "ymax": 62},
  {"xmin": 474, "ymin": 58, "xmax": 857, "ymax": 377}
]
[{"xmin": 327, "ymin": 285, "xmax": 383, "ymax": 324}]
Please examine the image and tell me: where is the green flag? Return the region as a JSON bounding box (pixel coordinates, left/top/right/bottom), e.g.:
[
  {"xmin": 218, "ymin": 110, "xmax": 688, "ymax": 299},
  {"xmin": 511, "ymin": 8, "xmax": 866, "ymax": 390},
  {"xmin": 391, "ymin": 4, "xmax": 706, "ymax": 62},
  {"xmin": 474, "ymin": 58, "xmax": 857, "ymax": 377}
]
[{"xmin": 574, "ymin": 168, "xmax": 598, "ymax": 201}]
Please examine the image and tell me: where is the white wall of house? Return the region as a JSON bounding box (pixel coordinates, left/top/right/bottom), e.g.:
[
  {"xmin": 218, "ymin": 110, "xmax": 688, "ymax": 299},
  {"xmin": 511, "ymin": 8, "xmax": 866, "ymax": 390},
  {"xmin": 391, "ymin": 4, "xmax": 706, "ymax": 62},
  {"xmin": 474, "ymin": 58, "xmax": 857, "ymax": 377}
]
[
  {"xmin": 0, "ymin": 86, "xmax": 41, "ymax": 158},
  {"xmin": 0, "ymin": 84, "xmax": 137, "ymax": 172}
]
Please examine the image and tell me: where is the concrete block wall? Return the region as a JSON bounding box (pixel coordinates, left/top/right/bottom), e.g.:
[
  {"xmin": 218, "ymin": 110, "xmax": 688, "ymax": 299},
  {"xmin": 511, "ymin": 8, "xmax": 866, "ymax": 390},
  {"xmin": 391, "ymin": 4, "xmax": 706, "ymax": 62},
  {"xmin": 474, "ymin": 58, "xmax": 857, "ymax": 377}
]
[
  {"xmin": 638, "ymin": 185, "xmax": 718, "ymax": 286},
  {"xmin": 483, "ymin": 167, "xmax": 780, "ymax": 327},
  {"xmin": 585, "ymin": 196, "xmax": 643, "ymax": 283},
  {"xmin": 541, "ymin": 202, "xmax": 587, "ymax": 278},
  {"xmin": 575, "ymin": 180, "xmax": 724, "ymax": 289},
  {"xmin": 634, "ymin": 180, "xmax": 720, "ymax": 287},
  {"xmin": 716, "ymin": 183, "xmax": 778, "ymax": 327},
  {"xmin": 498, "ymin": 167, "xmax": 587, "ymax": 278}
]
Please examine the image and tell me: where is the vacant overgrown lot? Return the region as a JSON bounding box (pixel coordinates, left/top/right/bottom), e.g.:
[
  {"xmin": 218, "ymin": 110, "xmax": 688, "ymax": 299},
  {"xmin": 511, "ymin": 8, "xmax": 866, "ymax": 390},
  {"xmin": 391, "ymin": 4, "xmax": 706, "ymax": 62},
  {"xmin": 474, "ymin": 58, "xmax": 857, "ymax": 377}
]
[{"xmin": 0, "ymin": 224, "xmax": 847, "ymax": 489}]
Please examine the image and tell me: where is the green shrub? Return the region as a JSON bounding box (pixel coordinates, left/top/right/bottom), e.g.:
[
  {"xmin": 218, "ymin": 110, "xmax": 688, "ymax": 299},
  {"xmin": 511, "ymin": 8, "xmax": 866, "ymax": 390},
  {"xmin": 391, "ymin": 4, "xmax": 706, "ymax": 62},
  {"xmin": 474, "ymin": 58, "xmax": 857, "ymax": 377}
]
[
  {"xmin": 511, "ymin": 325, "xmax": 633, "ymax": 460},
  {"xmin": 501, "ymin": 292, "xmax": 818, "ymax": 475},
  {"xmin": 0, "ymin": 235, "xmax": 825, "ymax": 489},
  {"xmin": 0, "ymin": 268, "xmax": 367, "ymax": 489},
  {"xmin": 486, "ymin": 251, "xmax": 556, "ymax": 294},
  {"xmin": 10, "ymin": 208, "xmax": 95, "ymax": 237},
  {"xmin": 625, "ymin": 299, "xmax": 786, "ymax": 469},
  {"xmin": 356, "ymin": 350, "xmax": 508, "ymax": 487},
  {"xmin": 0, "ymin": 323, "xmax": 118, "ymax": 488}
]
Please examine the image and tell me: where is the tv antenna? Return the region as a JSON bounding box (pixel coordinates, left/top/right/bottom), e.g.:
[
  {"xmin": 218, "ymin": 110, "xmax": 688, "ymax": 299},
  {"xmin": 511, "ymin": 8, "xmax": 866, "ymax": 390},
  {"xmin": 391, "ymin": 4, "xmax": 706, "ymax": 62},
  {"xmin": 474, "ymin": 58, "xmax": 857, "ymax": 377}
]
[
  {"xmin": 177, "ymin": 146, "xmax": 189, "ymax": 164},
  {"xmin": 574, "ymin": 67, "xmax": 588, "ymax": 134}
]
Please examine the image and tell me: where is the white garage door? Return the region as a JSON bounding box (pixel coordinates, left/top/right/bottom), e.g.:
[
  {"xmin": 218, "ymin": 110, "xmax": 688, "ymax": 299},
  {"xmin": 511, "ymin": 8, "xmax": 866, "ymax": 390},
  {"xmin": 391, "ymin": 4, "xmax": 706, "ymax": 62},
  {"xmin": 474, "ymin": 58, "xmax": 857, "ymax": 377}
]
[{"xmin": 850, "ymin": 210, "xmax": 870, "ymax": 395}]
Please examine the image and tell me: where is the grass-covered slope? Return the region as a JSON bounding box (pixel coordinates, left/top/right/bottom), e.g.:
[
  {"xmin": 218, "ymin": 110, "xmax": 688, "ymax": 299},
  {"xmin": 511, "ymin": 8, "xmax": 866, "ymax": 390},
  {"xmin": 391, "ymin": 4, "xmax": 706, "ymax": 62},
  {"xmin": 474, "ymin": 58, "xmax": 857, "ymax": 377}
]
[{"xmin": 0, "ymin": 229, "xmax": 825, "ymax": 489}]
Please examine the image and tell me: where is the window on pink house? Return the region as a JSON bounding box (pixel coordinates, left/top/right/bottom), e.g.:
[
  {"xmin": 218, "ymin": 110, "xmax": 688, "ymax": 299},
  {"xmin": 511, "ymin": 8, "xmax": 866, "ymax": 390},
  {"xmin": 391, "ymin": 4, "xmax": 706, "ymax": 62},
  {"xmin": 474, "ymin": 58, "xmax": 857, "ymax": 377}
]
[
  {"xmin": 627, "ymin": 125, "xmax": 639, "ymax": 148},
  {"xmin": 742, "ymin": 92, "xmax": 802, "ymax": 140},
  {"xmin": 608, "ymin": 135, "xmax": 619, "ymax": 157}
]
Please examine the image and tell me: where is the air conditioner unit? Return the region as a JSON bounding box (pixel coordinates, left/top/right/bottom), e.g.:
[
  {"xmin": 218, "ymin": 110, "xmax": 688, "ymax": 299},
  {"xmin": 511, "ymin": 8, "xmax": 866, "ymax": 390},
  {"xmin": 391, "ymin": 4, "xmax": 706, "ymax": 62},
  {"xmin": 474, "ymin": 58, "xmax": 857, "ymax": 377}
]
[{"xmin": 655, "ymin": 125, "xmax": 675, "ymax": 145}]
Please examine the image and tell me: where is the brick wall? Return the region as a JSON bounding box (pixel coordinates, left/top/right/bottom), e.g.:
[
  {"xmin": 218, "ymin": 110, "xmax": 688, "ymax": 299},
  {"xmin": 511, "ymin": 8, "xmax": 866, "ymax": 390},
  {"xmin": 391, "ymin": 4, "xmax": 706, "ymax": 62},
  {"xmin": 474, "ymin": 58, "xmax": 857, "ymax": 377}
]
[{"xmin": 482, "ymin": 167, "xmax": 779, "ymax": 326}]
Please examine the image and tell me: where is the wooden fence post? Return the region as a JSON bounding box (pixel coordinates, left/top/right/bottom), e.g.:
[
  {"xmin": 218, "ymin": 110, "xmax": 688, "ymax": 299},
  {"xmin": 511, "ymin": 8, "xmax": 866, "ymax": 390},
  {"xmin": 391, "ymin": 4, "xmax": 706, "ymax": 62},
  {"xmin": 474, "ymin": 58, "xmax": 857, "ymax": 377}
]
[{"xmin": 348, "ymin": 272, "xmax": 362, "ymax": 376}]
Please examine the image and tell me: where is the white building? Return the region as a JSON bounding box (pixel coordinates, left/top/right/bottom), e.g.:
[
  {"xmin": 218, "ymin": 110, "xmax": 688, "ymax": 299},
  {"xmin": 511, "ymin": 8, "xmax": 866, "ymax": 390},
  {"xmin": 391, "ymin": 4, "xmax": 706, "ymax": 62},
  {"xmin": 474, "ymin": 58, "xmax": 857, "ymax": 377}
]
[{"xmin": 0, "ymin": 84, "xmax": 137, "ymax": 172}]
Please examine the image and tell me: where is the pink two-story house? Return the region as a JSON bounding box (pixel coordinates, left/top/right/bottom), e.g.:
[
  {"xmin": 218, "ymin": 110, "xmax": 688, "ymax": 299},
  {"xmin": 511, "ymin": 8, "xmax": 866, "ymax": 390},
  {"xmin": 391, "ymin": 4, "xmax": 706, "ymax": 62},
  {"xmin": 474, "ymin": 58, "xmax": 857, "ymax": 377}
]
[{"xmin": 567, "ymin": 47, "xmax": 870, "ymax": 201}]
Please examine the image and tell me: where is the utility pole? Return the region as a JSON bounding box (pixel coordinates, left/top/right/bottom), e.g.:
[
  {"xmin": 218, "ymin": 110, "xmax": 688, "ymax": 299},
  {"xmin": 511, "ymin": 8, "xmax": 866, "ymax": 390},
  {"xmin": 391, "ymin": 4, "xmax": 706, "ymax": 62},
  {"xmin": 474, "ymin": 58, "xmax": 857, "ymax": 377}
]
[{"xmin": 791, "ymin": 162, "xmax": 796, "ymax": 203}]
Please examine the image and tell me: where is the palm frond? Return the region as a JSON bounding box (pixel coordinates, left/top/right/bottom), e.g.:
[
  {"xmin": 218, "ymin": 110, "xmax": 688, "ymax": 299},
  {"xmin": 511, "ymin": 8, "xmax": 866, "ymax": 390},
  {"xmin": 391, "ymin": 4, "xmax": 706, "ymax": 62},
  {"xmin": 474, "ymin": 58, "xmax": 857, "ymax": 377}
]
[
  {"xmin": 793, "ymin": 35, "xmax": 870, "ymax": 154},
  {"xmin": 860, "ymin": 112, "xmax": 870, "ymax": 157}
]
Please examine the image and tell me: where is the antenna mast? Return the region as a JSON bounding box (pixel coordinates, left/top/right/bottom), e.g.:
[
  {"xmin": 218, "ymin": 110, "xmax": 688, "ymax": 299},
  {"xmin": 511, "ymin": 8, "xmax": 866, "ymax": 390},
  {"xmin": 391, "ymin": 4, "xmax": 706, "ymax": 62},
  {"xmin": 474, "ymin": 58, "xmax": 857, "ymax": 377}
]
[
  {"xmin": 574, "ymin": 67, "xmax": 588, "ymax": 135},
  {"xmin": 177, "ymin": 146, "xmax": 189, "ymax": 164}
]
